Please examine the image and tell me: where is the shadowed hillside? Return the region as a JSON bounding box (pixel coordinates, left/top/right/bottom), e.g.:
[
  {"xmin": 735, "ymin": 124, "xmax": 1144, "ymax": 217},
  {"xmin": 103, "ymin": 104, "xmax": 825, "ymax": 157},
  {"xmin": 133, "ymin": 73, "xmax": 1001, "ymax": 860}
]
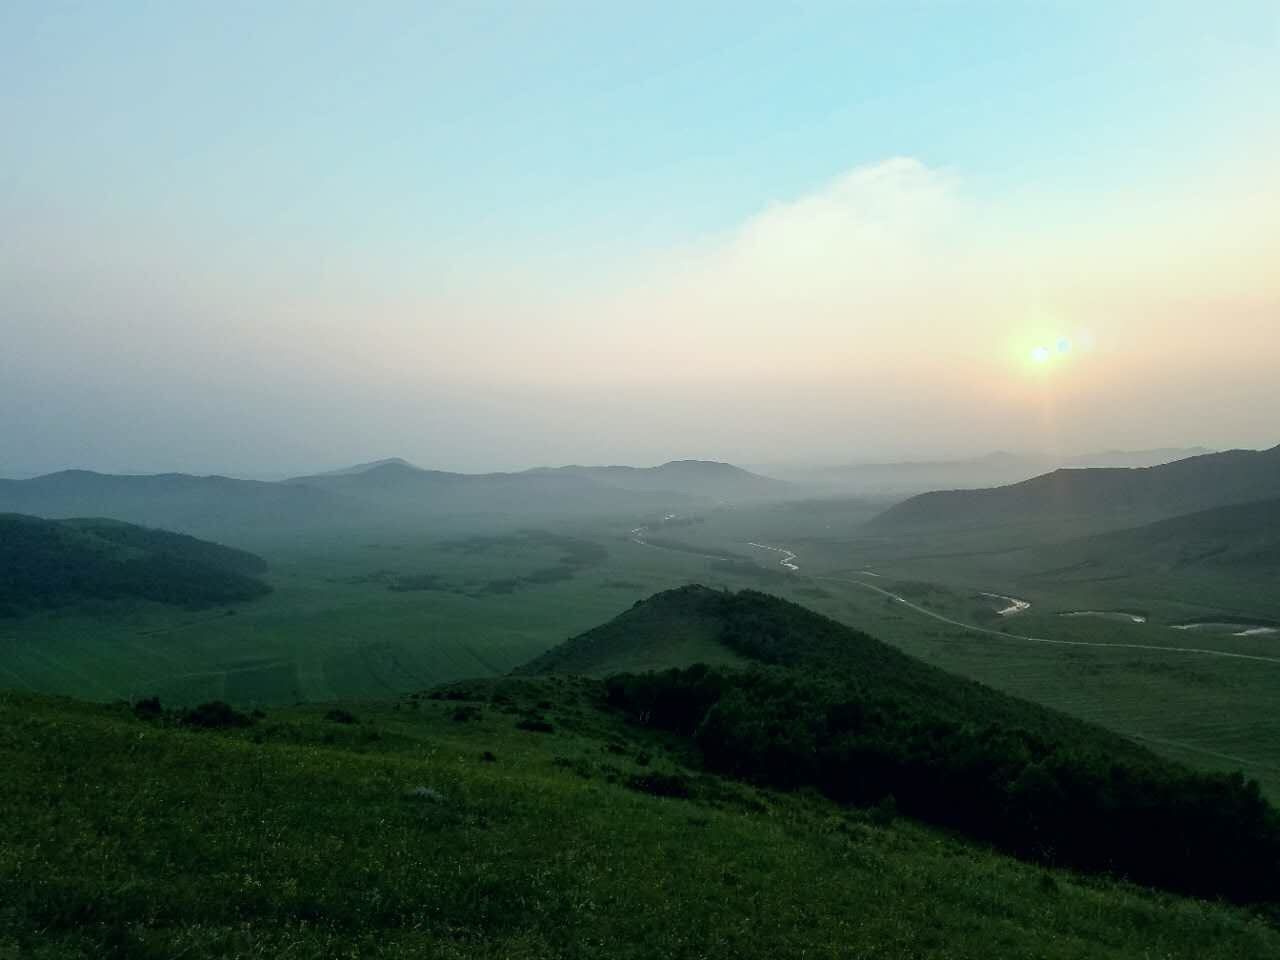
[
  {"xmin": 865, "ymin": 445, "xmax": 1280, "ymax": 535},
  {"xmin": 0, "ymin": 514, "xmax": 271, "ymax": 615},
  {"xmin": 1026, "ymin": 496, "xmax": 1280, "ymax": 581}
]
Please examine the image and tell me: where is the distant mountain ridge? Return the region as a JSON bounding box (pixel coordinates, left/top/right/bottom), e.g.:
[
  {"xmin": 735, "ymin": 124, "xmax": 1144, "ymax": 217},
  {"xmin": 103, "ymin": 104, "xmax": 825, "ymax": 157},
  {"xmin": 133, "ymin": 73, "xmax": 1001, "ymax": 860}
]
[
  {"xmin": 0, "ymin": 459, "xmax": 786, "ymax": 539},
  {"xmin": 0, "ymin": 470, "xmax": 363, "ymax": 538},
  {"xmin": 865, "ymin": 445, "xmax": 1280, "ymax": 535},
  {"xmin": 303, "ymin": 457, "xmax": 420, "ymax": 477},
  {"xmin": 523, "ymin": 459, "xmax": 789, "ymax": 500},
  {"xmin": 761, "ymin": 447, "xmax": 1214, "ymax": 495}
]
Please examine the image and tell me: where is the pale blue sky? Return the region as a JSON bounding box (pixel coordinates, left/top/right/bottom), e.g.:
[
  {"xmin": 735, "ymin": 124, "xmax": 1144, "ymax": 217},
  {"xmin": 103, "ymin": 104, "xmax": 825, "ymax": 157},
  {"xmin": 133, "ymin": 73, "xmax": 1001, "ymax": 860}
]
[{"xmin": 2, "ymin": 2, "xmax": 1277, "ymax": 473}]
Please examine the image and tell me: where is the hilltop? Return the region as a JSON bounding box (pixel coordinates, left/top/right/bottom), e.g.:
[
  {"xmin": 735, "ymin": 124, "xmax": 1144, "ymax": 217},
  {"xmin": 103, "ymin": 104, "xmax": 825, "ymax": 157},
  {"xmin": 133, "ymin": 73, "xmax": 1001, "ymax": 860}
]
[
  {"xmin": 0, "ymin": 513, "xmax": 270, "ymax": 616},
  {"xmin": 865, "ymin": 445, "xmax": 1280, "ymax": 536},
  {"xmin": 303, "ymin": 456, "xmax": 421, "ymax": 477}
]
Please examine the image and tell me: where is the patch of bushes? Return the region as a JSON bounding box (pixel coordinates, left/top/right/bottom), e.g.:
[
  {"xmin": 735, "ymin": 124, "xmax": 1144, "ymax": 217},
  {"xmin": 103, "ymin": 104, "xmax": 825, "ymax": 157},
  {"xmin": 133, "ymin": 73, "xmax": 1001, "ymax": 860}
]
[
  {"xmin": 606, "ymin": 663, "xmax": 1280, "ymax": 904},
  {"xmin": 179, "ymin": 700, "xmax": 253, "ymax": 730},
  {"xmin": 324, "ymin": 708, "xmax": 358, "ymax": 725},
  {"xmin": 133, "ymin": 697, "xmax": 253, "ymax": 730}
]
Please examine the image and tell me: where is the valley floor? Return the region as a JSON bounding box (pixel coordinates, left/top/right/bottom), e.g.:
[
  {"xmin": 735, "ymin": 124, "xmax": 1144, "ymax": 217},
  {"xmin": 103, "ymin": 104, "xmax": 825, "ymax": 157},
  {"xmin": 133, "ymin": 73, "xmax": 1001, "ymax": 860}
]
[{"xmin": 4, "ymin": 506, "xmax": 1280, "ymax": 803}]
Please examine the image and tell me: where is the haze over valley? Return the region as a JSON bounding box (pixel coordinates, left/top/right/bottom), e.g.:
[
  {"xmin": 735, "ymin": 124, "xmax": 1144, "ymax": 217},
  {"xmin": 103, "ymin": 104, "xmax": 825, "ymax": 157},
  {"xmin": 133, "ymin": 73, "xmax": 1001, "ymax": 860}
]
[{"xmin": 2, "ymin": 4, "xmax": 1279, "ymax": 957}]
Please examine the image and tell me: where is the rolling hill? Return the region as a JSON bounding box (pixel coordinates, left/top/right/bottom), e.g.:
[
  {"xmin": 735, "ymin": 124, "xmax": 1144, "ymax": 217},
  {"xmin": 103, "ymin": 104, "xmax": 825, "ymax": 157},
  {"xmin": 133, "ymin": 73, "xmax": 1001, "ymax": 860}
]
[
  {"xmin": 0, "ymin": 459, "xmax": 785, "ymax": 539},
  {"xmin": 1025, "ymin": 496, "xmax": 1280, "ymax": 582},
  {"xmin": 287, "ymin": 458, "xmax": 786, "ymax": 518},
  {"xmin": 522, "ymin": 586, "xmax": 1280, "ymax": 904},
  {"xmin": 288, "ymin": 460, "xmax": 689, "ymax": 517},
  {"xmin": 865, "ymin": 445, "xmax": 1280, "ymax": 535},
  {"xmin": 0, "ymin": 513, "xmax": 271, "ymax": 615},
  {"xmin": 521, "ymin": 586, "xmax": 1149, "ymax": 745}
]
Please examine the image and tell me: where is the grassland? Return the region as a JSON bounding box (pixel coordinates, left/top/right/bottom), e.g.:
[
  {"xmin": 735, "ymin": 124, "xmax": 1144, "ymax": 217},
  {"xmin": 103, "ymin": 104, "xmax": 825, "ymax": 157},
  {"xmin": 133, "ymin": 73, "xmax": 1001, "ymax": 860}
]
[
  {"xmin": 3, "ymin": 498, "xmax": 1279, "ymax": 804},
  {"xmin": 3, "ymin": 680, "xmax": 1278, "ymax": 959}
]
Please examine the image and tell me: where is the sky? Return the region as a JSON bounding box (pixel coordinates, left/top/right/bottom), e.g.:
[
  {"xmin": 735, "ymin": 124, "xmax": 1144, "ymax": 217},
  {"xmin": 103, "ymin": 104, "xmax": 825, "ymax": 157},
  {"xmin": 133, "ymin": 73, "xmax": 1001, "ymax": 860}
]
[{"xmin": 2, "ymin": 1, "xmax": 1278, "ymax": 476}]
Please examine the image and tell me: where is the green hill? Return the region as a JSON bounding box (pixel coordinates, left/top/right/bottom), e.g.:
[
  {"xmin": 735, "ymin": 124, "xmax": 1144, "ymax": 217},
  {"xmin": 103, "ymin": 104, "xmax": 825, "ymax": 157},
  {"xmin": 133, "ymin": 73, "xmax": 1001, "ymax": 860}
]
[
  {"xmin": 524, "ymin": 586, "xmax": 1280, "ymax": 904},
  {"xmin": 1, "ymin": 681, "xmax": 1277, "ymax": 959},
  {"xmin": 0, "ymin": 514, "xmax": 271, "ymax": 616},
  {"xmin": 865, "ymin": 445, "xmax": 1280, "ymax": 536},
  {"xmin": 517, "ymin": 587, "xmax": 749, "ymax": 676},
  {"xmin": 1027, "ymin": 496, "xmax": 1280, "ymax": 580}
]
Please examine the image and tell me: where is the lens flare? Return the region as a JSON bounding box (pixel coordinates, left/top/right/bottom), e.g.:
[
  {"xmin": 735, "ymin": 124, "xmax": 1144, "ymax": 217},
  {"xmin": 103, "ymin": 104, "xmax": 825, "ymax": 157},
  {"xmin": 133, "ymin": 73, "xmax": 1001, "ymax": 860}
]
[
  {"xmin": 1030, "ymin": 346, "xmax": 1050, "ymax": 364},
  {"xmin": 1056, "ymin": 337, "xmax": 1071, "ymax": 354}
]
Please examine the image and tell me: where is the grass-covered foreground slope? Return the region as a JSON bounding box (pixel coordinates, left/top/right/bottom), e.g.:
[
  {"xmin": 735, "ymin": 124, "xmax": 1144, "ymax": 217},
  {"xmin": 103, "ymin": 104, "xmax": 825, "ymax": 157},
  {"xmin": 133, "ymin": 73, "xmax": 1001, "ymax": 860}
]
[
  {"xmin": 2, "ymin": 681, "xmax": 1278, "ymax": 960},
  {"xmin": 527, "ymin": 587, "xmax": 1280, "ymax": 904},
  {"xmin": 0, "ymin": 513, "xmax": 270, "ymax": 616}
]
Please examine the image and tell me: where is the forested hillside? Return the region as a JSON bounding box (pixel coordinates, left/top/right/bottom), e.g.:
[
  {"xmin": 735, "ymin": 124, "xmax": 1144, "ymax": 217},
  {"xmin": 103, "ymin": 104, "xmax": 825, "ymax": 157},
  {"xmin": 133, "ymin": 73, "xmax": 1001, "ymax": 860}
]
[{"xmin": 0, "ymin": 514, "xmax": 271, "ymax": 615}]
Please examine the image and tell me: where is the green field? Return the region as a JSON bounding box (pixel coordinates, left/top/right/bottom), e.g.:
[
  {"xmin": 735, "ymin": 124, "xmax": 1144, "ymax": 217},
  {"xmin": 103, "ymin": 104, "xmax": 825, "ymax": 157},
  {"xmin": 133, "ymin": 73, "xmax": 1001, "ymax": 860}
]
[
  {"xmin": 3, "ymin": 499, "xmax": 1280, "ymax": 803},
  {"xmin": 3, "ymin": 680, "xmax": 1278, "ymax": 959}
]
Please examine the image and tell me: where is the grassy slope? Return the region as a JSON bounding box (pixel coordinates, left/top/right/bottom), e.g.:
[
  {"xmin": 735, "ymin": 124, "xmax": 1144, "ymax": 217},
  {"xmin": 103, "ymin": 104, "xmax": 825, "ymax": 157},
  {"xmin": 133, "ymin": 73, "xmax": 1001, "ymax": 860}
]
[
  {"xmin": 0, "ymin": 514, "xmax": 271, "ymax": 614},
  {"xmin": 1023, "ymin": 496, "xmax": 1280, "ymax": 582},
  {"xmin": 864, "ymin": 445, "xmax": 1280, "ymax": 536},
  {"xmin": 2, "ymin": 681, "xmax": 1277, "ymax": 960},
  {"xmin": 517, "ymin": 589, "xmax": 747, "ymax": 675}
]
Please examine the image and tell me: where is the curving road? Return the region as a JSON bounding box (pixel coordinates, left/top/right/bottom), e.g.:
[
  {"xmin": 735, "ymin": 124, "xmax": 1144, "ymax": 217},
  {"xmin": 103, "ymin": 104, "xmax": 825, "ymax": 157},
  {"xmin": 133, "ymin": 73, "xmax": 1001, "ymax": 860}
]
[{"xmin": 815, "ymin": 574, "xmax": 1280, "ymax": 666}]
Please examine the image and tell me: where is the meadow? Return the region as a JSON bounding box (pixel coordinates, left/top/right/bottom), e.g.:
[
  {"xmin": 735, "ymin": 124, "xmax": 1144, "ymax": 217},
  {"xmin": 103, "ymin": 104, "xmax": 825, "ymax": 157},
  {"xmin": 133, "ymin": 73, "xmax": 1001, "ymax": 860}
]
[
  {"xmin": 3, "ymin": 498, "xmax": 1279, "ymax": 802},
  {"xmin": 3, "ymin": 679, "xmax": 1278, "ymax": 959}
]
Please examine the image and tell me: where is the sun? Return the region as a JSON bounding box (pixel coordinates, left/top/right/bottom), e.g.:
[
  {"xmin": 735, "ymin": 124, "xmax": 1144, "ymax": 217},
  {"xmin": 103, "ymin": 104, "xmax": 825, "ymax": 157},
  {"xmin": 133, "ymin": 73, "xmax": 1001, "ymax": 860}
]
[{"xmin": 1030, "ymin": 346, "xmax": 1050, "ymax": 364}]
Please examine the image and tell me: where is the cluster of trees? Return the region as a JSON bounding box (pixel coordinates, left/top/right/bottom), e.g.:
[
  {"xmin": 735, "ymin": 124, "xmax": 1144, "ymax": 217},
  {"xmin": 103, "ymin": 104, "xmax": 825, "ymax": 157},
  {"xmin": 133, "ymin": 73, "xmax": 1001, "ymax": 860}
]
[
  {"xmin": 582, "ymin": 588, "xmax": 1279, "ymax": 904},
  {"xmin": 0, "ymin": 513, "xmax": 271, "ymax": 616},
  {"xmin": 606, "ymin": 664, "xmax": 1280, "ymax": 903}
]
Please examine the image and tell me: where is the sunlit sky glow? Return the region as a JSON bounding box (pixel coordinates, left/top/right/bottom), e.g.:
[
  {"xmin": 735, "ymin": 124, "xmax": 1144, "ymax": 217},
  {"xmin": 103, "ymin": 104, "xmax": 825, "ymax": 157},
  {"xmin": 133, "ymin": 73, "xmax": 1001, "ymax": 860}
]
[{"xmin": 2, "ymin": 2, "xmax": 1277, "ymax": 475}]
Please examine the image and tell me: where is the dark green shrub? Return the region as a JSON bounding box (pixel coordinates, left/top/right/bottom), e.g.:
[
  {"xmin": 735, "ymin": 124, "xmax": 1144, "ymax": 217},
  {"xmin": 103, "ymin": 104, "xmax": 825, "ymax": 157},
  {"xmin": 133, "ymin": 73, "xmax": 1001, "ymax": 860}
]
[
  {"xmin": 516, "ymin": 716, "xmax": 554, "ymax": 733},
  {"xmin": 180, "ymin": 701, "xmax": 252, "ymax": 730}
]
